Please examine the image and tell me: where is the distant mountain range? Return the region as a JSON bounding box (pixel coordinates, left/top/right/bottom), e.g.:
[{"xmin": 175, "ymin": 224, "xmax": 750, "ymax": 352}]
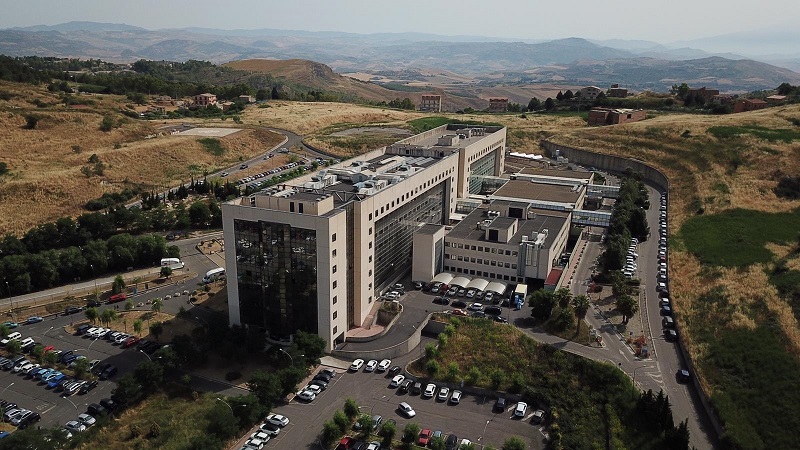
[{"xmin": 1, "ymin": 21, "xmax": 799, "ymax": 92}]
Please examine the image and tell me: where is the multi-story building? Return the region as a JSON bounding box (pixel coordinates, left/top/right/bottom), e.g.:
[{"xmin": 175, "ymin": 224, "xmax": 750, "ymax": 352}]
[
  {"xmin": 608, "ymin": 87, "xmax": 628, "ymax": 98},
  {"xmin": 579, "ymin": 86, "xmax": 604, "ymax": 101},
  {"xmin": 223, "ymin": 124, "xmax": 507, "ymax": 349},
  {"xmin": 687, "ymin": 87, "xmax": 719, "ymax": 103},
  {"xmin": 733, "ymin": 98, "xmax": 768, "ymax": 113},
  {"xmin": 193, "ymin": 93, "xmax": 217, "ymax": 106},
  {"xmin": 419, "ymin": 94, "xmax": 442, "ymax": 112}
]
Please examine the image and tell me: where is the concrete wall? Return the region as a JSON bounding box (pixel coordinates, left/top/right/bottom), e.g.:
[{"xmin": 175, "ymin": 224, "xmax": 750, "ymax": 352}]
[{"xmin": 332, "ymin": 314, "xmax": 445, "ymax": 360}]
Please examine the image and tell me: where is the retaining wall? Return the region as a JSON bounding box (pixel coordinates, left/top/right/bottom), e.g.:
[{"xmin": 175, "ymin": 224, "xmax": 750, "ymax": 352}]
[{"xmin": 540, "ymin": 139, "xmax": 725, "ymax": 443}]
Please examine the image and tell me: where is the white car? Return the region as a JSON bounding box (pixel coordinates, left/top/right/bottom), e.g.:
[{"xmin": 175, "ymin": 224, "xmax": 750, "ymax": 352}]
[
  {"xmin": 304, "ymin": 384, "xmax": 322, "ymax": 395},
  {"xmin": 258, "ymin": 422, "xmax": 281, "ymax": 437},
  {"xmin": 514, "ymin": 401, "xmax": 528, "ymax": 417},
  {"xmin": 296, "ymin": 389, "xmax": 316, "ymax": 402},
  {"xmin": 65, "ymin": 420, "xmax": 86, "ymax": 433},
  {"xmin": 377, "ymin": 359, "xmax": 391, "ymax": 372},
  {"xmin": 398, "ymin": 402, "xmax": 416, "ymax": 418},
  {"xmin": 349, "ymin": 359, "xmax": 364, "ymax": 371},
  {"xmin": 250, "ymin": 431, "xmax": 271, "ymax": 442},
  {"xmin": 390, "ymin": 375, "xmax": 405, "ymax": 387},
  {"xmin": 1, "ymin": 331, "xmax": 22, "ymax": 345},
  {"xmin": 12, "ymin": 359, "xmax": 30, "ymax": 373},
  {"xmin": 244, "ymin": 437, "xmax": 266, "ymax": 450},
  {"xmin": 423, "ymin": 383, "xmax": 436, "ymax": 398},
  {"xmin": 266, "ymin": 413, "xmax": 289, "ymax": 427},
  {"xmin": 77, "ymin": 413, "xmax": 96, "ymax": 427},
  {"xmin": 114, "ymin": 334, "xmax": 131, "ymax": 344},
  {"xmin": 450, "ymin": 390, "xmax": 462, "ymax": 404},
  {"xmin": 365, "ymin": 359, "xmax": 378, "ymax": 372},
  {"xmin": 467, "ymin": 303, "xmax": 483, "ymax": 311},
  {"xmin": 437, "ymin": 387, "xmax": 450, "ymax": 401}
]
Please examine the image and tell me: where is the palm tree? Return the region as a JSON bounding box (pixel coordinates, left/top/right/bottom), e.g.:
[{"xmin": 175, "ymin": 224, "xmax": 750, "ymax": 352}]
[
  {"xmin": 133, "ymin": 319, "xmax": 143, "ymax": 336},
  {"xmin": 151, "ymin": 297, "xmax": 163, "ymax": 315},
  {"xmin": 572, "ymin": 294, "xmax": 591, "ymax": 334},
  {"xmin": 85, "ymin": 307, "xmax": 98, "ymax": 325},
  {"xmin": 615, "ymin": 294, "xmax": 638, "ymax": 324},
  {"xmin": 554, "ymin": 288, "xmax": 573, "ymax": 309},
  {"xmin": 100, "ymin": 308, "xmax": 118, "ymax": 327}
]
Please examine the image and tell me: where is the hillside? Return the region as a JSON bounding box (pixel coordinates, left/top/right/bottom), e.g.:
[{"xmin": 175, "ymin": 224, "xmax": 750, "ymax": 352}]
[
  {"xmin": 0, "ymin": 81, "xmax": 283, "ymax": 234},
  {"xmin": 224, "ymin": 58, "xmax": 487, "ymax": 110}
]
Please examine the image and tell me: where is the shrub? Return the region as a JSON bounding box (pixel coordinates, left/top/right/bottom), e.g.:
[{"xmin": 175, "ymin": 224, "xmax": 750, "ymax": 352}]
[
  {"xmin": 402, "ymin": 422, "xmax": 420, "ymax": 443},
  {"xmin": 100, "ymin": 115, "xmax": 114, "ymax": 132},
  {"xmin": 322, "ymin": 420, "xmax": 340, "ymax": 447},
  {"xmin": 333, "ymin": 409, "xmax": 349, "ymax": 434},
  {"xmin": 344, "ymin": 398, "xmax": 359, "ymax": 419},
  {"xmin": 24, "ymin": 114, "xmax": 39, "ymax": 129},
  {"xmin": 426, "ymin": 360, "xmax": 439, "ymax": 377}
]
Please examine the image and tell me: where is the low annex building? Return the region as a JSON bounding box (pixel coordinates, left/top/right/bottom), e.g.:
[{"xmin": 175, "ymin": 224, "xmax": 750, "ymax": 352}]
[{"xmin": 587, "ymin": 107, "xmax": 646, "ymax": 126}]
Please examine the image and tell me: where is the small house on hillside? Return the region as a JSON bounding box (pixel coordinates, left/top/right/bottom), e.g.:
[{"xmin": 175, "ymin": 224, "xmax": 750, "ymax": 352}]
[
  {"xmin": 588, "ymin": 107, "xmax": 646, "ymax": 126},
  {"xmin": 733, "ymin": 98, "xmax": 768, "ymax": 113}
]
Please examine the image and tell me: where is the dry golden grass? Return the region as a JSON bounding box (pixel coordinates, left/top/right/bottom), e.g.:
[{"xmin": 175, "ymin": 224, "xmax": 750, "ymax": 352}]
[{"xmin": 0, "ymin": 82, "xmax": 283, "ymax": 235}]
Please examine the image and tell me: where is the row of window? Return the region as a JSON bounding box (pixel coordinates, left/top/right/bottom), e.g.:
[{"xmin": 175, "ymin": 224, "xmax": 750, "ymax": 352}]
[
  {"xmin": 443, "ymin": 265, "xmax": 523, "ymax": 282},
  {"xmin": 372, "ymin": 168, "xmax": 454, "ymax": 221},
  {"xmin": 447, "ymin": 241, "xmax": 518, "ymax": 257},
  {"xmin": 467, "ymin": 140, "xmax": 503, "ymax": 163},
  {"xmin": 445, "ymin": 253, "xmax": 517, "ymax": 269}
]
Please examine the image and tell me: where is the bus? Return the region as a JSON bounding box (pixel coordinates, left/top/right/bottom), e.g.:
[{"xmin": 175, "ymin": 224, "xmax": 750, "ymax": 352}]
[
  {"xmin": 160, "ymin": 258, "xmax": 185, "ymax": 270},
  {"xmin": 202, "ymin": 267, "xmax": 225, "ymax": 284}
]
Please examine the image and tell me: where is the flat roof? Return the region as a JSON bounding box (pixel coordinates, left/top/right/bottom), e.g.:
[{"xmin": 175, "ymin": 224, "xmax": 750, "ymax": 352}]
[
  {"xmin": 417, "ymin": 224, "xmax": 444, "ymax": 235},
  {"xmin": 518, "ymin": 167, "xmax": 592, "ymax": 180},
  {"xmin": 447, "ymin": 205, "xmax": 568, "ymax": 249},
  {"xmin": 493, "ymin": 180, "xmax": 581, "ymax": 204}
]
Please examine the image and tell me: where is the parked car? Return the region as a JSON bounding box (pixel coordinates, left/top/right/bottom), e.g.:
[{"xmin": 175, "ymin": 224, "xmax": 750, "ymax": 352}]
[
  {"xmin": 423, "ymin": 383, "xmax": 436, "ymax": 398},
  {"xmin": 399, "ymin": 379, "xmax": 412, "ymax": 394},
  {"xmin": 2, "ymin": 322, "xmax": 18, "ymax": 329},
  {"xmin": 450, "ymin": 390, "xmax": 462, "ymax": 404},
  {"xmin": 79, "ymin": 380, "xmax": 98, "ymax": 395},
  {"xmin": 390, "ymin": 375, "xmax": 405, "ymax": 388},
  {"xmin": 265, "ymin": 413, "xmax": 289, "ymax": 427},
  {"xmin": 388, "ymin": 366, "xmax": 402, "ymax": 376},
  {"xmin": 364, "ymin": 360, "xmax": 378, "ymax": 372},
  {"xmin": 349, "ymin": 359, "xmax": 364, "ymax": 372},
  {"xmin": 258, "ymin": 422, "xmax": 281, "ymax": 437},
  {"xmin": 531, "ymin": 409, "xmax": 546, "ymax": 424},
  {"xmin": 99, "ymin": 365, "xmax": 118, "ymax": 380},
  {"xmin": 296, "ymin": 389, "xmax": 316, "ymax": 402},
  {"xmin": 514, "ymin": 401, "xmax": 528, "ymax": 417},
  {"xmin": 377, "ymin": 359, "xmax": 391, "ymax": 372},
  {"xmin": 398, "ymin": 402, "xmax": 416, "ymax": 418},
  {"xmin": 676, "ymin": 369, "xmax": 692, "ymax": 383},
  {"xmin": 16, "ymin": 411, "xmax": 39, "ymax": 429},
  {"xmin": 437, "ymin": 387, "xmax": 450, "ymax": 401},
  {"xmin": 494, "ymin": 398, "xmax": 507, "ymax": 413},
  {"xmin": 64, "ymin": 306, "xmax": 82, "ymax": 315},
  {"xmin": 86, "ymin": 403, "xmax": 107, "ymax": 416},
  {"xmin": 418, "ymin": 428, "xmax": 432, "ymax": 446},
  {"xmin": 24, "ymin": 316, "xmax": 43, "ymax": 325},
  {"xmin": 64, "ymin": 420, "xmax": 86, "ymax": 433}
]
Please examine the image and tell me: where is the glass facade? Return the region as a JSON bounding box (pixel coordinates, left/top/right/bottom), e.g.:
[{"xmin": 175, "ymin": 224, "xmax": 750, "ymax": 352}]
[
  {"xmin": 234, "ymin": 219, "xmax": 318, "ymax": 341},
  {"xmin": 374, "ymin": 182, "xmax": 447, "ymax": 289},
  {"xmin": 468, "ymin": 150, "xmax": 499, "ymax": 194}
]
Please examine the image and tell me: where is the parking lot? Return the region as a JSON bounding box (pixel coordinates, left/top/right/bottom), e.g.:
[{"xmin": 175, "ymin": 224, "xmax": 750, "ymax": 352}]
[
  {"xmin": 0, "ymin": 318, "xmax": 149, "ymax": 430},
  {"xmin": 260, "ymin": 361, "xmax": 545, "ymax": 449}
]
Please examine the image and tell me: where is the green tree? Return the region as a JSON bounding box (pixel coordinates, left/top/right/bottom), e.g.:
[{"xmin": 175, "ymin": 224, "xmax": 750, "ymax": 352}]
[
  {"xmin": 556, "ymin": 91, "xmax": 564, "ymax": 101},
  {"xmin": 430, "ymin": 435, "xmax": 446, "ymax": 450},
  {"xmin": 426, "ymin": 359, "xmax": 440, "ymax": 377},
  {"xmin": 124, "ymin": 299, "xmax": 134, "ymax": 312},
  {"xmin": 72, "ymin": 357, "xmax": 90, "ymax": 378},
  {"xmin": 553, "ymin": 287, "xmax": 573, "ymax": 309},
  {"xmin": 189, "ymin": 201, "xmax": 212, "ymax": 227},
  {"xmin": 43, "ymin": 350, "xmax": 58, "ymax": 367},
  {"xmin": 670, "ymin": 83, "xmax": 690, "ymax": 99},
  {"xmin": 24, "ymin": 114, "xmax": 39, "ymax": 129},
  {"xmin": 322, "ymin": 420, "xmax": 341, "ymax": 447},
  {"xmin": 0, "ymin": 162, "xmax": 8, "ymax": 176},
  {"xmin": 527, "ymin": 97, "xmax": 541, "ymax": 111},
  {"xmin": 490, "ymin": 368, "xmax": 505, "ymax": 390},
  {"xmin": 100, "ymin": 308, "xmax": 117, "ymax": 326},
  {"xmin": 227, "ymin": 393, "xmax": 269, "ymax": 430},
  {"xmin": 0, "ymin": 324, "xmax": 9, "ymax": 338},
  {"xmin": 6, "ymin": 339, "xmax": 21, "ymax": 356},
  {"xmin": 446, "ymin": 362, "xmax": 460, "ymax": 381},
  {"xmin": 149, "ymin": 321, "xmax": 163, "ymax": 341},
  {"xmin": 466, "ymin": 366, "xmax": 481, "ymax": 385},
  {"xmin": 502, "ymin": 436, "xmax": 526, "ymax": 450},
  {"xmin": 380, "ymin": 420, "xmax": 396, "ymax": 448},
  {"xmin": 344, "ymin": 398, "xmax": 360, "ymax": 419},
  {"xmin": 460, "ymin": 443, "xmax": 477, "ymax": 450},
  {"xmin": 111, "ymin": 274, "xmax": 126, "ymax": 294},
  {"xmin": 160, "ymin": 266, "xmax": 173, "ymax": 278},
  {"xmin": 333, "ymin": 409, "xmax": 349, "ymax": 434},
  {"xmin": 357, "ymin": 414, "xmax": 374, "ymax": 436},
  {"xmin": 151, "ymin": 297, "xmax": 163, "ymax": 315},
  {"xmin": 134, "ymin": 360, "xmax": 164, "ymax": 393},
  {"xmin": 206, "ymin": 401, "xmax": 238, "ymax": 440},
  {"xmin": 529, "ymin": 289, "xmax": 556, "ymax": 320},
  {"xmin": 572, "ymin": 294, "xmax": 591, "ymax": 334},
  {"xmin": 99, "ymin": 115, "xmax": 114, "ymax": 132},
  {"xmin": 247, "ymin": 369, "xmax": 282, "ymax": 407},
  {"xmin": 615, "ymin": 294, "xmax": 638, "ymax": 324},
  {"xmin": 112, "ymin": 373, "xmax": 143, "ymax": 404},
  {"xmin": 402, "ymin": 422, "xmax": 420, "ymax": 443},
  {"xmin": 85, "ymin": 307, "xmax": 99, "ymax": 324},
  {"xmin": 289, "ymin": 330, "xmax": 326, "ymax": 365},
  {"xmin": 544, "ymin": 97, "xmax": 555, "ymax": 110},
  {"xmin": 133, "ymin": 319, "xmax": 143, "ymax": 336}
]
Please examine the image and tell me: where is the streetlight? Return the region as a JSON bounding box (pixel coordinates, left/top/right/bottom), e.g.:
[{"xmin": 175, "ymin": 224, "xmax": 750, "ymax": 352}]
[
  {"xmin": 215, "ymin": 397, "xmax": 233, "ymax": 412},
  {"xmin": 42, "ymin": 326, "xmax": 54, "ymax": 338},
  {"xmin": 0, "ymin": 382, "xmax": 14, "ymax": 396},
  {"xmin": 139, "ymin": 350, "xmax": 152, "ymax": 362},
  {"xmin": 89, "ymin": 264, "xmax": 98, "ymax": 298},
  {"xmin": 478, "ymin": 419, "xmax": 491, "ymax": 442},
  {"xmin": 278, "ymin": 348, "xmax": 303, "ymax": 367},
  {"xmin": 5, "ymin": 281, "xmax": 12, "ymax": 312},
  {"xmin": 63, "ymin": 395, "xmax": 78, "ymax": 410}
]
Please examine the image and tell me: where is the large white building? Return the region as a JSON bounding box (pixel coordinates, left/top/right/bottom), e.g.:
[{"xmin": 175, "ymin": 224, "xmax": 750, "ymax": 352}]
[{"xmin": 223, "ymin": 124, "xmax": 507, "ymax": 350}]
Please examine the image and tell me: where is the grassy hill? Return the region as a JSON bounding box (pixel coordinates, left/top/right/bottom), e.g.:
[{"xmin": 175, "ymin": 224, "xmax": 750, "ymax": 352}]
[
  {"xmin": 224, "ymin": 58, "xmax": 486, "ymax": 110},
  {"xmin": 0, "ymin": 81, "xmax": 282, "ymax": 234}
]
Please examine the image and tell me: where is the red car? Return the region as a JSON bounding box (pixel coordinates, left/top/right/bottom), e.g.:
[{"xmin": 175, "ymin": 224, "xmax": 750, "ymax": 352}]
[
  {"xmin": 450, "ymin": 309, "xmax": 468, "ymax": 316},
  {"xmin": 43, "ymin": 346, "xmax": 56, "ymax": 353},
  {"xmin": 122, "ymin": 336, "xmax": 140, "ymax": 349},
  {"xmin": 418, "ymin": 429, "xmax": 432, "ymax": 446}
]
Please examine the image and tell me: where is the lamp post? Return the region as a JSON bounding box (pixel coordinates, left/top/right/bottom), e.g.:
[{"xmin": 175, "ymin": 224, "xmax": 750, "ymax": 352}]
[
  {"xmin": 63, "ymin": 395, "xmax": 78, "ymax": 410},
  {"xmin": 89, "ymin": 264, "xmax": 98, "ymax": 298},
  {"xmin": 278, "ymin": 348, "xmax": 303, "ymax": 367},
  {"xmin": 139, "ymin": 350, "xmax": 152, "ymax": 362},
  {"xmin": 215, "ymin": 397, "xmax": 233, "ymax": 412},
  {"xmin": 478, "ymin": 418, "xmax": 491, "ymax": 442},
  {"xmin": 0, "ymin": 382, "xmax": 14, "ymax": 397},
  {"xmin": 5, "ymin": 281, "xmax": 12, "ymax": 312}
]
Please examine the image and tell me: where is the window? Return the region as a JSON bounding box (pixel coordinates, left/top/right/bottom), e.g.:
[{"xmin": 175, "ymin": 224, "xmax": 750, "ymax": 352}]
[
  {"xmin": 332, "ymin": 280, "xmax": 337, "ymax": 289},
  {"xmin": 491, "ymin": 261, "xmax": 496, "ymax": 266},
  {"xmin": 512, "ymin": 264, "xmax": 517, "ymax": 269},
  {"xmin": 504, "ymin": 263, "xmax": 510, "ymax": 268},
  {"xmin": 333, "ymin": 326, "xmax": 338, "ymax": 334},
  {"xmin": 333, "ymin": 295, "xmax": 338, "ymax": 304},
  {"xmin": 505, "ymin": 250, "xmax": 511, "ymax": 256},
  {"xmin": 369, "ymin": 270, "xmax": 372, "ymax": 276},
  {"xmin": 491, "ymin": 248, "xmax": 497, "ymax": 254},
  {"xmin": 369, "ymin": 227, "xmax": 372, "ymax": 235},
  {"xmin": 369, "ymin": 242, "xmax": 373, "ymax": 249},
  {"xmin": 332, "ymin": 233, "xmax": 337, "ymax": 242},
  {"xmin": 289, "ymin": 202, "xmax": 295, "ymax": 212},
  {"xmin": 298, "ymin": 203, "xmax": 304, "ymax": 214},
  {"xmin": 369, "ymin": 256, "xmax": 372, "ymax": 263},
  {"xmin": 333, "ymin": 311, "xmax": 337, "ymax": 319},
  {"xmin": 369, "ymin": 213, "xmax": 372, "ymax": 221},
  {"xmin": 332, "ymin": 249, "xmax": 337, "ymax": 257},
  {"xmin": 332, "ymin": 265, "xmax": 337, "ymax": 273}
]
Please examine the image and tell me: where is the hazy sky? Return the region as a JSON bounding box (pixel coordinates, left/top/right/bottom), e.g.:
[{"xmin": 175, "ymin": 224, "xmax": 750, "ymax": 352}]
[{"xmin": 1, "ymin": 0, "xmax": 796, "ymax": 43}]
